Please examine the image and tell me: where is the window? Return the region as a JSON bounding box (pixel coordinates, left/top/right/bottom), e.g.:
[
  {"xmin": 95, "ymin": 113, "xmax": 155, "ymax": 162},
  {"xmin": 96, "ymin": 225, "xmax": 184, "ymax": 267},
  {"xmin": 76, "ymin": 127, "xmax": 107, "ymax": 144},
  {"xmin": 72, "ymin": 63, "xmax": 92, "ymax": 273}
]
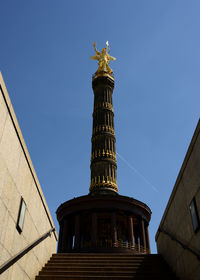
[
  {"xmin": 16, "ymin": 197, "xmax": 26, "ymax": 233},
  {"xmin": 189, "ymin": 197, "xmax": 200, "ymax": 233}
]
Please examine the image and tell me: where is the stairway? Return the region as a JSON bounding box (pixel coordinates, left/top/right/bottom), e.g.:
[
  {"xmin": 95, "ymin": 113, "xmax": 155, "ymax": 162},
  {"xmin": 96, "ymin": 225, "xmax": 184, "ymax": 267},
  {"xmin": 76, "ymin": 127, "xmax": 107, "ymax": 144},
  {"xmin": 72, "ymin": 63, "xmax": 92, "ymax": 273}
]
[{"xmin": 35, "ymin": 253, "xmax": 178, "ymax": 280}]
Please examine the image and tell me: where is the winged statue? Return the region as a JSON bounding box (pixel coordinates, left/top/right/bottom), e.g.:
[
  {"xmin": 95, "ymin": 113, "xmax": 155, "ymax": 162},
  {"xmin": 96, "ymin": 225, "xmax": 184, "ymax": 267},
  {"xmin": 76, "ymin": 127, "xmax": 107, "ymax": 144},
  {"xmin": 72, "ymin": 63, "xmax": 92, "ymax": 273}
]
[{"xmin": 91, "ymin": 42, "xmax": 116, "ymax": 74}]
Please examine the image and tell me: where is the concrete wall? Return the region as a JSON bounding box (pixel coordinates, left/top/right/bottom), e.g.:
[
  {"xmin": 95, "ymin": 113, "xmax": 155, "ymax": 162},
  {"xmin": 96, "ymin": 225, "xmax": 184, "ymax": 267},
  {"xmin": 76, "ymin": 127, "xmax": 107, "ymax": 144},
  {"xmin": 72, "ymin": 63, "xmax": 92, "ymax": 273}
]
[
  {"xmin": 0, "ymin": 73, "xmax": 57, "ymax": 280},
  {"xmin": 155, "ymin": 120, "xmax": 200, "ymax": 280}
]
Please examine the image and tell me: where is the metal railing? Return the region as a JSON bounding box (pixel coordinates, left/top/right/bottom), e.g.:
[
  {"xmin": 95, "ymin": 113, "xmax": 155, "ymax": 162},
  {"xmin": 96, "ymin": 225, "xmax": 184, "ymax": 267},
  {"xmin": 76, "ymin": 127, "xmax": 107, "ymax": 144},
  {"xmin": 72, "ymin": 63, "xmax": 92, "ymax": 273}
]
[
  {"xmin": 158, "ymin": 227, "xmax": 200, "ymax": 260},
  {"xmin": 0, "ymin": 227, "xmax": 55, "ymax": 275},
  {"xmin": 78, "ymin": 239, "xmax": 149, "ymax": 254}
]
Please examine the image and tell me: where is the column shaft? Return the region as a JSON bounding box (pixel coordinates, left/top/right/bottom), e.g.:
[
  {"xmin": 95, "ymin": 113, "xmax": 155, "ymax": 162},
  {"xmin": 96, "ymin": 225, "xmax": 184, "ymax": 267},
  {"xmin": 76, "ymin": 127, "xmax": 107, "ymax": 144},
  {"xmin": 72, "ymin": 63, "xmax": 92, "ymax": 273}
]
[
  {"xmin": 62, "ymin": 219, "xmax": 69, "ymax": 252},
  {"xmin": 75, "ymin": 215, "xmax": 80, "ymax": 249},
  {"xmin": 141, "ymin": 219, "xmax": 146, "ymax": 252},
  {"xmin": 111, "ymin": 212, "xmax": 117, "ymax": 247},
  {"xmin": 92, "ymin": 212, "xmax": 97, "ymax": 247},
  {"xmin": 146, "ymin": 225, "xmax": 151, "ymax": 254},
  {"xmin": 128, "ymin": 217, "xmax": 134, "ymax": 248},
  {"xmin": 57, "ymin": 221, "xmax": 64, "ymax": 253},
  {"xmin": 90, "ymin": 75, "xmax": 118, "ymax": 194}
]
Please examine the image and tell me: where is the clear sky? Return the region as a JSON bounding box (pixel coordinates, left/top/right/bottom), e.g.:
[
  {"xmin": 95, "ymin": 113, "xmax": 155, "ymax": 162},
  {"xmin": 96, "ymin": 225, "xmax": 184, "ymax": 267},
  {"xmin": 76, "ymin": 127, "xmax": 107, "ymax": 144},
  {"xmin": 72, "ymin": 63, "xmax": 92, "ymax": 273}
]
[{"xmin": 1, "ymin": 1, "xmax": 200, "ymax": 253}]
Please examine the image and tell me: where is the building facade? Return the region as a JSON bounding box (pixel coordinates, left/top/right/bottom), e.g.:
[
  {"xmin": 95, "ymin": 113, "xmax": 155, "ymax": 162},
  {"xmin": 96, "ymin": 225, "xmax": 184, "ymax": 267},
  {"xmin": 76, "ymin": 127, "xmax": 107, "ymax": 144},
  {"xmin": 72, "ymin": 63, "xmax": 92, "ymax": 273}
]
[
  {"xmin": 0, "ymin": 73, "xmax": 57, "ymax": 280},
  {"xmin": 156, "ymin": 120, "xmax": 200, "ymax": 280}
]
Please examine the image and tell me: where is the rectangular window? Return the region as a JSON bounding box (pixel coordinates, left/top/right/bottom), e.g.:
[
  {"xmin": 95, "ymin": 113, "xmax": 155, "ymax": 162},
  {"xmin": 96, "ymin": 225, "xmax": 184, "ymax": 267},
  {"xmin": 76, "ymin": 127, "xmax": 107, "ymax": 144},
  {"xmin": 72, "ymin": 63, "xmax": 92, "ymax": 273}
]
[
  {"xmin": 16, "ymin": 197, "xmax": 26, "ymax": 233},
  {"xmin": 189, "ymin": 197, "xmax": 200, "ymax": 233}
]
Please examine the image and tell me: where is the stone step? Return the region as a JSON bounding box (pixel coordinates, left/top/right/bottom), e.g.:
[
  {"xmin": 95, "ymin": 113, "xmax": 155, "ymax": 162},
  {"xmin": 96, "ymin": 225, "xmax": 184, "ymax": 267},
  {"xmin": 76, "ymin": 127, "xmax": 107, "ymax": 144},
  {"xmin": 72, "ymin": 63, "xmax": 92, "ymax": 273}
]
[
  {"xmin": 43, "ymin": 266, "xmax": 168, "ymax": 273},
  {"xmin": 46, "ymin": 260, "xmax": 163, "ymax": 267},
  {"xmin": 51, "ymin": 254, "xmax": 156, "ymax": 259},
  {"xmin": 39, "ymin": 270, "xmax": 171, "ymax": 276},
  {"xmin": 40, "ymin": 266, "xmax": 174, "ymax": 273},
  {"xmin": 35, "ymin": 253, "xmax": 178, "ymax": 280},
  {"xmin": 51, "ymin": 255, "xmax": 152, "ymax": 258},
  {"xmin": 52, "ymin": 253, "xmax": 157, "ymax": 257},
  {"xmin": 50, "ymin": 258, "xmax": 159, "ymax": 263},
  {"xmin": 47, "ymin": 260, "xmax": 151, "ymax": 265},
  {"xmin": 50, "ymin": 257, "xmax": 148, "ymax": 260},
  {"xmin": 43, "ymin": 267, "xmax": 145, "ymax": 271},
  {"xmin": 43, "ymin": 266, "xmax": 143, "ymax": 271},
  {"xmin": 45, "ymin": 262, "xmax": 165, "ymax": 269},
  {"xmin": 36, "ymin": 275, "xmax": 177, "ymax": 280},
  {"xmin": 39, "ymin": 270, "xmax": 174, "ymax": 278},
  {"xmin": 46, "ymin": 262, "xmax": 161, "ymax": 269}
]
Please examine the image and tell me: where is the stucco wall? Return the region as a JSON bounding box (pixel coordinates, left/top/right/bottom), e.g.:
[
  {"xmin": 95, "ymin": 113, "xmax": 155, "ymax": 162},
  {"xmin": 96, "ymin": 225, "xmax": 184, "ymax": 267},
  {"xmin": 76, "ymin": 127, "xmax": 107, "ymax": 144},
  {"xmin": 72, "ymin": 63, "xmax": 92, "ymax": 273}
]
[
  {"xmin": 0, "ymin": 73, "xmax": 57, "ymax": 280},
  {"xmin": 155, "ymin": 120, "xmax": 200, "ymax": 280}
]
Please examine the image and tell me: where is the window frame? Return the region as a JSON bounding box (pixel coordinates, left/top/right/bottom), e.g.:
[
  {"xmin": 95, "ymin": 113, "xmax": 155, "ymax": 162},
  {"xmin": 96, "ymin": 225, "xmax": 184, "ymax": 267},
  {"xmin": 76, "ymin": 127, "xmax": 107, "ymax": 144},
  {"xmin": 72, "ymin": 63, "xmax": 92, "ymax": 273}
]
[
  {"xmin": 189, "ymin": 197, "xmax": 200, "ymax": 234},
  {"xmin": 16, "ymin": 197, "xmax": 26, "ymax": 234}
]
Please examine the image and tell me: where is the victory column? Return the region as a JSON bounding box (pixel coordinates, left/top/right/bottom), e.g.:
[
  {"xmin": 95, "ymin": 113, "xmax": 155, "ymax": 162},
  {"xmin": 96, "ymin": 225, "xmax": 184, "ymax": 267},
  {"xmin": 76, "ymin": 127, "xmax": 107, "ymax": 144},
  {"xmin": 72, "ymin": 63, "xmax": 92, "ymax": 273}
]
[{"xmin": 56, "ymin": 42, "xmax": 151, "ymax": 253}]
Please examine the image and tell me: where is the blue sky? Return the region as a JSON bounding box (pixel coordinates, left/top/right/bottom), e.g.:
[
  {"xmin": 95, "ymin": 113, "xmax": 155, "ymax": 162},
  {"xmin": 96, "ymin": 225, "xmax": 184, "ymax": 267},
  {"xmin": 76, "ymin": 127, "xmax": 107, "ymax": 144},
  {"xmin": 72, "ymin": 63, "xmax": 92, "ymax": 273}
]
[{"xmin": 1, "ymin": 1, "xmax": 200, "ymax": 253}]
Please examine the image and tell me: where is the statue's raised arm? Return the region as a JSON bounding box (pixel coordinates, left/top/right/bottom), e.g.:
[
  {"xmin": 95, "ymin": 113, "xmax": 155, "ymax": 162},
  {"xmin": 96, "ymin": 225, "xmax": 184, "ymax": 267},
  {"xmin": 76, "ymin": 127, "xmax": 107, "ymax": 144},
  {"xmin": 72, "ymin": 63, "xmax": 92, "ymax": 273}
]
[
  {"xmin": 93, "ymin": 42, "xmax": 101, "ymax": 55},
  {"xmin": 90, "ymin": 41, "xmax": 116, "ymax": 75}
]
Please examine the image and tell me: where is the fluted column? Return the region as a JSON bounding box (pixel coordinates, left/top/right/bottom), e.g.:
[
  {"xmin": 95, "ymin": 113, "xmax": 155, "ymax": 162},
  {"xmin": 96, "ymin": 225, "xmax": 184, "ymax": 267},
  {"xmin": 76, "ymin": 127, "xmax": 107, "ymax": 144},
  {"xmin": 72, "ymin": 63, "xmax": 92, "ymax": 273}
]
[{"xmin": 90, "ymin": 73, "xmax": 118, "ymax": 194}]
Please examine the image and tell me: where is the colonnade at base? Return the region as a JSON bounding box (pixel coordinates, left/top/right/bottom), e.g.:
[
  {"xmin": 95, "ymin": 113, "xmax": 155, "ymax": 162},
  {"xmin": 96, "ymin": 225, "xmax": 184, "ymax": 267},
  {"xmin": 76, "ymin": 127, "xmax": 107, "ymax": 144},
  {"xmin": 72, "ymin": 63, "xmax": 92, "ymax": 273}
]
[{"xmin": 56, "ymin": 195, "xmax": 151, "ymax": 254}]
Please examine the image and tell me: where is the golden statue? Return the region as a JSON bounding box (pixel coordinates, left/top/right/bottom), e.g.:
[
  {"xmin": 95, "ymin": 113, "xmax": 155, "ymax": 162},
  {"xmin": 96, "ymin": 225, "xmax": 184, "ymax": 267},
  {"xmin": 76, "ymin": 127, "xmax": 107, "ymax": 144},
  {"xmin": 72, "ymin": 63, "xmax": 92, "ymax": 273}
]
[{"xmin": 91, "ymin": 41, "xmax": 116, "ymax": 74}]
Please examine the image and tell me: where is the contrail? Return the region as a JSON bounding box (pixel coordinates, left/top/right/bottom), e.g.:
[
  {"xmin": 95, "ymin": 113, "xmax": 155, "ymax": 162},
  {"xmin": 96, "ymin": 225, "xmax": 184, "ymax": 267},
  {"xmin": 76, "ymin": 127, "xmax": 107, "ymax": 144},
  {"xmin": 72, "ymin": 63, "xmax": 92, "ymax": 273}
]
[{"xmin": 116, "ymin": 152, "xmax": 159, "ymax": 193}]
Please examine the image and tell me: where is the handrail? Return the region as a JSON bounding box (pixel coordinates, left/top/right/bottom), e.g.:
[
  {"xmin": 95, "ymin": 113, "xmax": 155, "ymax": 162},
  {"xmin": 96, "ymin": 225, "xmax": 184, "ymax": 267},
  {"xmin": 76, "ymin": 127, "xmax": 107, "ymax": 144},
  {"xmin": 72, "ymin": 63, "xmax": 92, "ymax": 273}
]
[
  {"xmin": 158, "ymin": 227, "xmax": 200, "ymax": 260},
  {"xmin": 0, "ymin": 227, "xmax": 55, "ymax": 275}
]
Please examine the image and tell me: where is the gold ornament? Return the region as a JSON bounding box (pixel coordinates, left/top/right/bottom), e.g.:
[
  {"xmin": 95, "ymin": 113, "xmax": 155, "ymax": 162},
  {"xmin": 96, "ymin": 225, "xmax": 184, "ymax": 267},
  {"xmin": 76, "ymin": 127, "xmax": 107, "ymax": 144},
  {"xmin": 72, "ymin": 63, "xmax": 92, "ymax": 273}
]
[{"xmin": 91, "ymin": 42, "xmax": 116, "ymax": 74}]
